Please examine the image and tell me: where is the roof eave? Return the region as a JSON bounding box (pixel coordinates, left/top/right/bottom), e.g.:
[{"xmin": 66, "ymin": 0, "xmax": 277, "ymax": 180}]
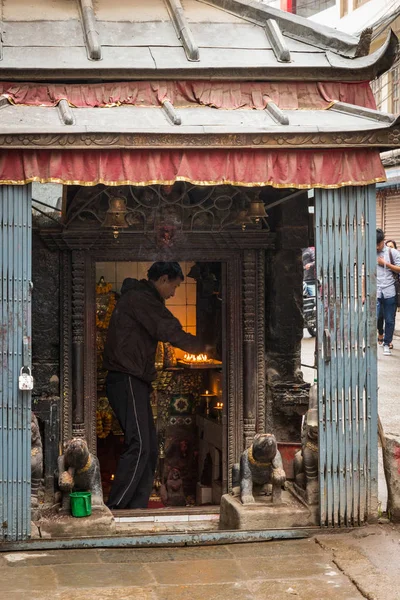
[{"xmin": 198, "ymin": 0, "xmax": 369, "ymax": 57}]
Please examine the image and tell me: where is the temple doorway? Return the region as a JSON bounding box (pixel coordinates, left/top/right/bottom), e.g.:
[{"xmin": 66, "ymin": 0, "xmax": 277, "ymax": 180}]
[{"xmin": 94, "ymin": 260, "xmax": 224, "ymax": 509}]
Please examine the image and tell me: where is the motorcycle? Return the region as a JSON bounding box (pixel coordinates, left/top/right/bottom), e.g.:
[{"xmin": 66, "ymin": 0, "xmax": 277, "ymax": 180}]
[{"xmin": 303, "ymin": 281, "xmax": 316, "ymax": 338}]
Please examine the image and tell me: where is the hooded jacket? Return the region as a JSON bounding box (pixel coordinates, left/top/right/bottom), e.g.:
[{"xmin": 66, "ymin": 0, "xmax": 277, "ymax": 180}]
[{"xmin": 103, "ymin": 278, "xmax": 203, "ymax": 382}]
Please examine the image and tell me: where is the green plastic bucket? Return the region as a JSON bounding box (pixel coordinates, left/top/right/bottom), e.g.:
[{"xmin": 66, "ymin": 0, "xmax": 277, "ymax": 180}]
[{"xmin": 70, "ymin": 491, "xmax": 92, "ymax": 517}]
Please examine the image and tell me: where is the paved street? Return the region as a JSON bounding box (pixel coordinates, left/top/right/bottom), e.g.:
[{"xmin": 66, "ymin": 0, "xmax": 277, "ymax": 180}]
[
  {"xmin": 2, "ymin": 525, "xmax": 400, "ymax": 600},
  {"xmin": 0, "ymin": 537, "xmax": 375, "ymax": 600},
  {"xmin": 301, "ymin": 329, "xmax": 400, "ymax": 511}
]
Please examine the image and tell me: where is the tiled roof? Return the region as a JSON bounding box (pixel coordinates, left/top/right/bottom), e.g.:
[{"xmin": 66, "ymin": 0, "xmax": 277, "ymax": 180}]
[
  {"xmin": 0, "ymin": 100, "xmax": 398, "ymax": 149},
  {"xmin": 0, "ymin": 0, "xmax": 396, "ymax": 81}
]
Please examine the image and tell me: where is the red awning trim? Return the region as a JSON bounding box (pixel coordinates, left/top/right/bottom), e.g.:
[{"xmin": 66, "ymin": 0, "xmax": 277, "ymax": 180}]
[
  {"xmin": 0, "ymin": 80, "xmax": 376, "ymax": 111},
  {"xmin": 0, "ymin": 148, "xmax": 385, "ymax": 189}
]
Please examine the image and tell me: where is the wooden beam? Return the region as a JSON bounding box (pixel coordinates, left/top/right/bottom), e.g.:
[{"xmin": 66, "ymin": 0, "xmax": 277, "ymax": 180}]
[
  {"xmin": 57, "ymin": 99, "xmax": 75, "ymax": 125},
  {"xmin": 330, "ymin": 101, "xmax": 394, "ymax": 123},
  {"xmin": 78, "ymin": 0, "xmax": 102, "ymax": 60},
  {"xmin": 265, "ymin": 19, "xmax": 291, "ymax": 63},
  {"xmin": 162, "ymin": 100, "xmax": 182, "ymax": 125},
  {"xmin": 165, "ymin": 0, "xmax": 200, "ymax": 61},
  {"xmin": 265, "ymin": 101, "xmax": 289, "ymax": 125}
]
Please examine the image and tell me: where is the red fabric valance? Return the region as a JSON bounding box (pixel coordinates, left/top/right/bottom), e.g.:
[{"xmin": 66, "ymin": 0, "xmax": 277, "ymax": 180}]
[
  {"xmin": 0, "ymin": 80, "xmax": 376, "ymax": 111},
  {"xmin": 0, "ymin": 148, "xmax": 385, "ymax": 188}
]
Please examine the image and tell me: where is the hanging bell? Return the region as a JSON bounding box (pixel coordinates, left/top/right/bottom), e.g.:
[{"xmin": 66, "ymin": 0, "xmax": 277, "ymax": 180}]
[
  {"xmin": 246, "ymin": 200, "xmax": 268, "ymax": 222},
  {"xmin": 102, "ymin": 196, "xmax": 129, "ymax": 232},
  {"xmin": 234, "ymin": 209, "xmax": 254, "ymax": 230}
]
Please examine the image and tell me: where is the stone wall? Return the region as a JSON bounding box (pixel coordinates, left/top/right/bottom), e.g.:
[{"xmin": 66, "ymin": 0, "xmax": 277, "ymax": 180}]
[
  {"xmin": 264, "ymin": 190, "xmax": 310, "ymax": 442},
  {"xmin": 32, "ymin": 231, "xmax": 61, "ymax": 399},
  {"xmin": 32, "ymin": 231, "xmax": 61, "ymax": 497}
]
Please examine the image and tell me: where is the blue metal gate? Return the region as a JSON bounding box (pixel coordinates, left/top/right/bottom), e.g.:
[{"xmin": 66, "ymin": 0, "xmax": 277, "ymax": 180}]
[
  {"xmin": 0, "ymin": 185, "xmax": 32, "ymax": 540},
  {"xmin": 315, "ymin": 185, "xmax": 378, "ymax": 526}
]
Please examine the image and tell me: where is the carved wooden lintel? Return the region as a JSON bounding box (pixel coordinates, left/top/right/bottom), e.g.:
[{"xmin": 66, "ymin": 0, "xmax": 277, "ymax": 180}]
[{"xmin": 0, "ymin": 128, "xmax": 399, "ymax": 149}]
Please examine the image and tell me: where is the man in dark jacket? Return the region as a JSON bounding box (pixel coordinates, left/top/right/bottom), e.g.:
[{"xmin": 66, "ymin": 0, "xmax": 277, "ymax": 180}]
[{"xmin": 103, "ymin": 261, "xmax": 204, "ymax": 509}]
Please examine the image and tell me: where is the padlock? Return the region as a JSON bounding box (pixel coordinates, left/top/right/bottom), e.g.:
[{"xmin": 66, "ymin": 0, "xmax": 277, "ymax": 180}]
[{"xmin": 19, "ymin": 367, "xmax": 34, "ymax": 391}]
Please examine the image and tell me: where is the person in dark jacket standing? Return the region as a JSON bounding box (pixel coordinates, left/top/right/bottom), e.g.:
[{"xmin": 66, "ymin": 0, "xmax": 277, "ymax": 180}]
[{"xmin": 103, "ymin": 262, "xmax": 205, "ymax": 509}]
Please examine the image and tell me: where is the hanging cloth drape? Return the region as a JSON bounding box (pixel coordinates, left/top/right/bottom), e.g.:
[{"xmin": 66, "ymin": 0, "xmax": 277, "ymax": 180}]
[
  {"xmin": 0, "ymin": 80, "xmax": 386, "ymax": 188},
  {"xmin": 0, "ymin": 148, "xmax": 385, "ymax": 188},
  {"xmin": 0, "ymin": 80, "xmax": 376, "ymax": 110}
]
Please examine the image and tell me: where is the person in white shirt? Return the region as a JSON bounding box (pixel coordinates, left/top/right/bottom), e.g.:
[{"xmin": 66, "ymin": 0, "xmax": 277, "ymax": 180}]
[{"xmin": 376, "ymin": 229, "xmax": 400, "ymax": 356}]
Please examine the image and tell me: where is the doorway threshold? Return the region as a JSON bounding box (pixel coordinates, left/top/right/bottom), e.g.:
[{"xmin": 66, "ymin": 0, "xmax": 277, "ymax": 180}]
[
  {"xmin": 112, "ymin": 505, "xmax": 219, "ymax": 520},
  {"xmin": 112, "ymin": 506, "xmax": 220, "ymax": 533}
]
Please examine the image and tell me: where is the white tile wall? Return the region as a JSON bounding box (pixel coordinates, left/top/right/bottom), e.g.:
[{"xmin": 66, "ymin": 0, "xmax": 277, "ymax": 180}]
[{"xmin": 95, "ymin": 261, "xmax": 197, "ymax": 335}]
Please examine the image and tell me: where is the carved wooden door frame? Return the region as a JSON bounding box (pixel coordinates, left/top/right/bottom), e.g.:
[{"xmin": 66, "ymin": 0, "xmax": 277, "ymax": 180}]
[{"xmin": 60, "ymin": 242, "xmax": 270, "ymax": 493}]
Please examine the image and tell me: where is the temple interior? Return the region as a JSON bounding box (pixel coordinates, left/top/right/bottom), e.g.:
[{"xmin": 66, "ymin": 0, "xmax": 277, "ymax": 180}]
[{"xmin": 95, "ymin": 260, "xmax": 223, "ymax": 508}]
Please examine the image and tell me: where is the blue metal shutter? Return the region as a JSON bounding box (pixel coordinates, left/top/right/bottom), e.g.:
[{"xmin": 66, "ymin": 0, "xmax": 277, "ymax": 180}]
[
  {"xmin": 315, "ymin": 185, "xmax": 378, "ymax": 526},
  {"xmin": 0, "ymin": 185, "xmax": 32, "ymax": 540}
]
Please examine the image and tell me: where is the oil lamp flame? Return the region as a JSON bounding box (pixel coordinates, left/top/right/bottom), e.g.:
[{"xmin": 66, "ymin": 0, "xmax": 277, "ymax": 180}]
[{"xmin": 183, "ymin": 353, "xmax": 209, "ymax": 363}]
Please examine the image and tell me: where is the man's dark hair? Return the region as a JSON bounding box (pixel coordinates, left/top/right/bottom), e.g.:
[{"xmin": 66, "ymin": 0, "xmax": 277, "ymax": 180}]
[
  {"xmin": 147, "ymin": 262, "xmax": 184, "ymax": 282},
  {"xmin": 377, "ymin": 228, "xmax": 384, "ymax": 244}
]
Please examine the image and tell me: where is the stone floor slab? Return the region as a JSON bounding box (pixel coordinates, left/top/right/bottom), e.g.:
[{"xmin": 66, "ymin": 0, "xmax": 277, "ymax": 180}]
[
  {"xmin": 154, "ymin": 582, "xmax": 254, "ymax": 600},
  {"xmin": 1, "ymin": 549, "xmax": 101, "ymax": 567},
  {"xmin": 249, "ymin": 578, "xmax": 363, "ymax": 600},
  {"xmin": 6, "ymin": 589, "xmax": 155, "ymax": 600},
  {"xmin": 0, "ymin": 565, "xmax": 58, "ymax": 592},
  {"xmin": 226, "ymin": 539, "xmax": 326, "ymax": 558},
  {"xmin": 55, "ymin": 562, "xmax": 154, "ymax": 588},
  {"xmin": 97, "ymin": 545, "xmax": 232, "ymax": 564},
  {"xmin": 236, "ymin": 555, "xmax": 338, "ymax": 580},
  {"xmin": 149, "ymin": 558, "xmax": 245, "ymax": 585}
]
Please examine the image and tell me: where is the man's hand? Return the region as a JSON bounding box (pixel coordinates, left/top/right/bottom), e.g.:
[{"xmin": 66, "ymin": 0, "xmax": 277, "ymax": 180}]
[
  {"xmin": 305, "ymin": 263, "xmax": 312, "ymax": 270},
  {"xmin": 378, "ymin": 257, "xmax": 386, "ymax": 267}
]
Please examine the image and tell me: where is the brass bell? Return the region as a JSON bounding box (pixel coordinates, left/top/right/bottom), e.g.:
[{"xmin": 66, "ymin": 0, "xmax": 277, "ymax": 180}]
[
  {"xmin": 102, "ymin": 196, "xmax": 129, "ymax": 238},
  {"xmin": 235, "ymin": 210, "xmax": 254, "ymax": 230},
  {"xmin": 246, "ymin": 200, "xmax": 267, "ymax": 223}
]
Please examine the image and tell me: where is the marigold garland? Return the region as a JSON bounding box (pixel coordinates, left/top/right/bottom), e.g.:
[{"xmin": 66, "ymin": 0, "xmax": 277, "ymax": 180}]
[
  {"xmin": 96, "ymin": 281, "xmax": 112, "ymax": 294},
  {"xmin": 96, "ymin": 410, "xmax": 112, "ymax": 438}
]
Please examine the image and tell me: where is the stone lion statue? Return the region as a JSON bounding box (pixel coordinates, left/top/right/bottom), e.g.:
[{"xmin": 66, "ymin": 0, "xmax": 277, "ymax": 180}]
[
  {"xmin": 233, "ymin": 433, "xmax": 286, "ymax": 505},
  {"xmin": 31, "ymin": 413, "xmax": 43, "ymax": 513},
  {"xmin": 57, "ymin": 438, "xmax": 104, "ymax": 513},
  {"xmin": 294, "ymin": 407, "xmax": 318, "ymax": 505}
]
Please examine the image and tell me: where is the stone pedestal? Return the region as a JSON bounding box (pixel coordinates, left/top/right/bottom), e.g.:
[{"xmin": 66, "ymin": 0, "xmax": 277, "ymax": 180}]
[
  {"xmin": 383, "ymin": 432, "xmax": 400, "ymax": 522},
  {"xmin": 196, "ymin": 482, "xmax": 212, "ymax": 505},
  {"xmin": 36, "ymin": 506, "xmax": 116, "ymax": 538},
  {"xmin": 219, "ymin": 489, "xmax": 317, "ymax": 530}
]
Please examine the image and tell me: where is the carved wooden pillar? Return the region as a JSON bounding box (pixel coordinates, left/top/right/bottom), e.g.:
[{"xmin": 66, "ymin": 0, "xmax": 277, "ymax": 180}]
[
  {"xmin": 256, "ymin": 249, "xmax": 266, "ymax": 434},
  {"xmin": 243, "ymin": 249, "xmax": 257, "ymax": 449},
  {"xmin": 71, "ymin": 250, "xmax": 86, "ymax": 438}
]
